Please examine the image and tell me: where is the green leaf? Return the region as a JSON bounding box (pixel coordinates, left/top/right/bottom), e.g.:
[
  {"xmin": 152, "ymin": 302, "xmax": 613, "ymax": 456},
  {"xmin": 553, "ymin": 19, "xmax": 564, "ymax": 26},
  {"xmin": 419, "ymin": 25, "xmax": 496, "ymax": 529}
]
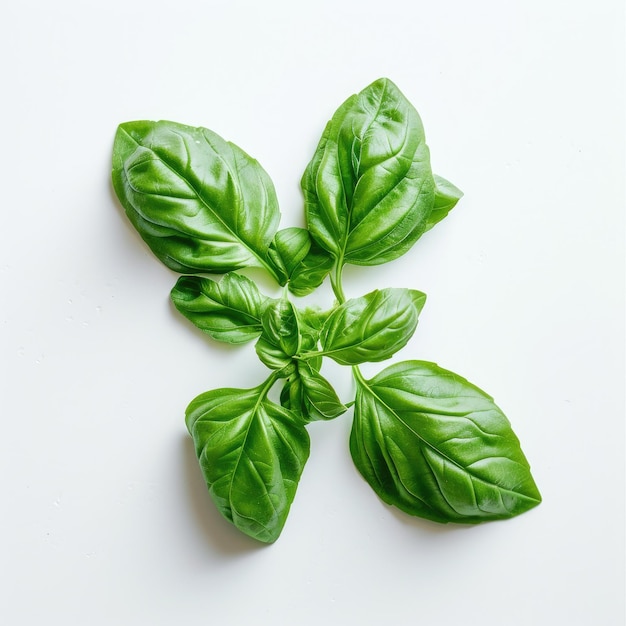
[
  {"xmin": 255, "ymin": 336, "xmax": 293, "ymax": 371},
  {"xmin": 267, "ymin": 227, "xmax": 312, "ymax": 284},
  {"xmin": 268, "ymin": 227, "xmax": 334, "ymax": 296},
  {"xmin": 170, "ymin": 273, "xmax": 267, "ymax": 344},
  {"xmin": 298, "ymin": 313, "xmax": 324, "ymax": 371},
  {"xmin": 112, "ymin": 120, "xmax": 281, "ymax": 277},
  {"xmin": 280, "ymin": 371, "xmax": 306, "ymax": 418},
  {"xmin": 299, "ymin": 306, "xmax": 331, "ymax": 334},
  {"xmin": 298, "ymin": 362, "xmax": 347, "ymax": 421},
  {"xmin": 255, "ymin": 296, "xmax": 302, "ymax": 370},
  {"xmin": 301, "ymin": 99, "xmax": 353, "ymax": 260},
  {"xmin": 287, "ymin": 240, "xmax": 334, "ymax": 297},
  {"xmin": 281, "ymin": 362, "xmax": 347, "ymax": 422},
  {"xmin": 186, "ymin": 382, "xmax": 310, "ymax": 543},
  {"xmin": 318, "ymin": 288, "xmax": 426, "ymax": 365},
  {"xmin": 351, "ymin": 361, "xmax": 541, "ymax": 524},
  {"xmin": 424, "ymin": 174, "xmax": 463, "ymax": 233},
  {"xmin": 261, "ymin": 297, "xmax": 300, "ymax": 358},
  {"xmin": 302, "ymin": 78, "xmax": 436, "ymax": 266}
]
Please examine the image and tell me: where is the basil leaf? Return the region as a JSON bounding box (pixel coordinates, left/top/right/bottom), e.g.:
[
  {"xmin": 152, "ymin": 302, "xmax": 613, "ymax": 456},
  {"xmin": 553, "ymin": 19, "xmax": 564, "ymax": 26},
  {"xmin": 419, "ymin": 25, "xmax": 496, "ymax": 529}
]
[
  {"xmin": 288, "ymin": 239, "xmax": 334, "ymax": 296},
  {"xmin": 302, "ymin": 78, "xmax": 436, "ymax": 266},
  {"xmin": 298, "ymin": 362, "xmax": 347, "ymax": 421},
  {"xmin": 170, "ymin": 273, "xmax": 266, "ymax": 344},
  {"xmin": 319, "ymin": 288, "xmax": 426, "ymax": 365},
  {"xmin": 300, "ymin": 306, "xmax": 330, "ymax": 334},
  {"xmin": 282, "ymin": 362, "xmax": 347, "ymax": 422},
  {"xmin": 186, "ymin": 383, "xmax": 310, "ymax": 543},
  {"xmin": 261, "ymin": 297, "xmax": 300, "ymax": 358},
  {"xmin": 424, "ymin": 174, "xmax": 463, "ymax": 233},
  {"xmin": 267, "ymin": 227, "xmax": 312, "ymax": 284},
  {"xmin": 255, "ymin": 336, "xmax": 293, "ymax": 371},
  {"xmin": 301, "ymin": 97, "xmax": 354, "ymax": 259},
  {"xmin": 255, "ymin": 297, "xmax": 301, "ymax": 370},
  {"xmin": 268, "ymin": 227, "xmax": 334, "ymax": 296},
  {"xmin": 352, "ymin": 361, "xmax": 541, "ymax": 523},
  {"xmin": 298, "ymin": 315, "xmax": 323, "ymax": 371},
  {"xmin": 280, "ymin": 372, "xmax": 306, "ymax": 417},
  {"xmin": 112, "ymin": 120, "xmax": 280, "ymax": 277}
]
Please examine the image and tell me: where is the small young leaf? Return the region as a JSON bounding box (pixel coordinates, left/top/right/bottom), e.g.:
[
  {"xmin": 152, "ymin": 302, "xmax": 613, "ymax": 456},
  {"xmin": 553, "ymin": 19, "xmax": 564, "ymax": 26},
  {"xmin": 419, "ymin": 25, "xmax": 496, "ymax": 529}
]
[
  {"xmin": 255, "ymin": 297, "xmax": 302, "ymax": 370},
  {"xmin": 280, "ymin": 371, "xmax": 306, "ymax": 417},
  {"xmin": 170, "ymin": 273, "xmax": 267, "ymax": 344},
  {"xmin": 351, "ymin": 361, "xmax": 541, "ymax": 524},
  {"xmin": 298, "ymin": 315, "xmax": 324, "ymax": 371},
  {"xmin": 299, "ymin": 306, "xmax": 331, "ymax": 334},
  {"xmin": 261, "ymin": 297, "xmax": 301, "ymax": 358},
  {"xmin": 267, "ymin": 227, "xmax": 334, "ymax": 295},
  {"xmin": 287, "ymin": 239, "xmax": 334, "ymax": 296},
  {"xmin": 298, "ymin": 362, "xmax": 347, "ymax": 421},
  {"xmin": 186, "ymin": 383, "xmax": 310, "ymax": 543},
  {"xmin": 281, "ymin": 362, "xmax": 347, "ymax": 422},
  {"xmin": 318, "ymin": 288, "xmax": 426, "ymax": 365},
  {"xmin": 424, "ymin": 174, "xmax": 463, "ymax": 233},
  {"xmin": 267, "ymin": 227, "xmax": 312, "ymax": 284},
  {"xmin": 255, "ymin": 336, "xmax": 293, "ymax": 371},
  {"xmin": 302, "ymin": 78, "xmax": 436, "ymax": 266},
  {"xmin": 112, "ymin": 120, "xmax": 281, "ymax": 277}
]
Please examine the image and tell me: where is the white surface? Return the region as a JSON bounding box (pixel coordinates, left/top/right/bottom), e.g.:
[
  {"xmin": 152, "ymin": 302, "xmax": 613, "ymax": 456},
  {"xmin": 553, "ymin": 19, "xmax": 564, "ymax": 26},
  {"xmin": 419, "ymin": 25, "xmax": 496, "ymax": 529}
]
[{"xmin": 1, "ymin": 1, "xmax": 624, "ymax": 624}]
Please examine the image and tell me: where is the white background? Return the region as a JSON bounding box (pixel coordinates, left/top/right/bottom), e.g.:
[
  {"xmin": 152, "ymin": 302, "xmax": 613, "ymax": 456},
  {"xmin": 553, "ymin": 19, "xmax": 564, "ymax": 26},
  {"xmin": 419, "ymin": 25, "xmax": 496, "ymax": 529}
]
[{"xmin": 1, "ymin": 1, "xmax": 624, "ymax": 624}]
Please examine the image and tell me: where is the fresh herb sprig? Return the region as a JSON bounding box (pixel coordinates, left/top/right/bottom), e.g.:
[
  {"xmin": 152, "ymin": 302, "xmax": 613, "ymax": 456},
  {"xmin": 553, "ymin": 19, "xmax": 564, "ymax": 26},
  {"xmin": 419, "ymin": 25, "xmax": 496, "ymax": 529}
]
[{"xmin": 112, "ymin": 78, "xmax": 541, "ymax": 543}]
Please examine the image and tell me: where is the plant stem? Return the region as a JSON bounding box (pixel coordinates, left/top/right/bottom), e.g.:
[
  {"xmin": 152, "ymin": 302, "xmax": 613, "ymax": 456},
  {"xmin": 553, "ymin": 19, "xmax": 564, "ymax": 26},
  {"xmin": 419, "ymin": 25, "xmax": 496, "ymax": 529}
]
[
  {"xmin": 352, "ymin": 364, "xmax": 367, "ymax": 386},
  {"xmin": 259, "ymin": 369, "xmax": 282, "ymax": 400},
  {"xmin": 328, "ymin": 254, "xmax": 367, "ymax": 389},
  {"xmin": 330, "ymin": 256, "xmax": 346, "ymax": 304}
]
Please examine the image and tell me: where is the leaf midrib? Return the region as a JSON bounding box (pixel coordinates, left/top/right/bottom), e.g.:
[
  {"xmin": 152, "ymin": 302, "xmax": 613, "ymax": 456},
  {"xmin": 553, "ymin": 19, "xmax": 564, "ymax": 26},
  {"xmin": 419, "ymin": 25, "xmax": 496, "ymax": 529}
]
[
  {"xmin": 121, "ymin": 126, "xmax": 272, "ymax": 271},
  {"xmin": 357, "ymin": 379, "xmax": 538, "ymax": 503}
]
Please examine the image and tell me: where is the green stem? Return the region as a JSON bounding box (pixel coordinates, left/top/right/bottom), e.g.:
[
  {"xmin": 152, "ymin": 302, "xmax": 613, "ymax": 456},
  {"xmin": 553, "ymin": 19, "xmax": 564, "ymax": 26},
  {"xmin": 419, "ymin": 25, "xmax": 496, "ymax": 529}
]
[
  {"xmin": 327, "ymin": 253, "xmax": 367, "ymax": 390},
  {"xmin": 352, "ymin": 364, "xmax": 367, "ymax": 386},
  {"xmin": 259, "ymin": 369, "xmax": 282, "ymax": 400},
  {"xmin": 330, "ymin": 255, "xmax": 346, "ymax": 304}
]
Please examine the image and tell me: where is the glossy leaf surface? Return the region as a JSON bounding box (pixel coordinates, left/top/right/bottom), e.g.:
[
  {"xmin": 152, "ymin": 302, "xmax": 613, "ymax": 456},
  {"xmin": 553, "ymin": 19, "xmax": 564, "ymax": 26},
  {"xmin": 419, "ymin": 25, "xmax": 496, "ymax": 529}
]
[
  {"xmin": 267, "ymin": 227, "xmax": 334, "ymax": 296},
  {"xmin": 287, "ymin": 240, "xmax": 334, "ymax": 297},
  {"xmin": 319, "ymin": 288, "xmax": 426, "ymax": 365},
  {"xmin": 112, "ymin": 120, "xmax": 280, "ymax": 276},
  {"xmin": 267, "ymin": 227, "xmax": 311, "ymax": 285},
  {"xmin": 425, "ymin": 174, "xmax": 463, "ymax": 233},
  {"xmin": 112, "ymin": 79, "xmax": 540, "ymax": 544},
  {"xmin": 261, "ymin": 297, "xmax": 300, "ymax": 358},
  {"xmin": 255, "ymin": 297, "xmax": 301, "ymax": 370},
  {"xmin": 351, "ymin": 361, "xmax": 541, "ymax": 523},
  {"xmin": 255, "ymin": 336, "xmax": 293, "ymax": 371},
  {"xmin": 302, "ymin": 78, "xmax": 436, "ymax": 266},
  {"xmin": 186, "ymin": 384, "xmax": 310, "ymax": 543},
  {"xmin": 281, "ymin": 362, "xmax": 347, "ymax": 422},
  {"xmin": 170, "ymin": 273, "xmax": 266, "ymax": 344}
]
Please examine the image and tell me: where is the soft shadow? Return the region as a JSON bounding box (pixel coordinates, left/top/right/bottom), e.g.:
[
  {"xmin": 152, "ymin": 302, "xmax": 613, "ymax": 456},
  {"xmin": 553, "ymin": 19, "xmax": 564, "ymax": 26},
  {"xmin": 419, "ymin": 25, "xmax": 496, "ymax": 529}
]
[
  {"xmin": 181, "ymin": 434, "xmax": 269, "ymax": 556},
  {"xmin": 387, "ymin": 504, "xmax": 479, "ymax": 537}
]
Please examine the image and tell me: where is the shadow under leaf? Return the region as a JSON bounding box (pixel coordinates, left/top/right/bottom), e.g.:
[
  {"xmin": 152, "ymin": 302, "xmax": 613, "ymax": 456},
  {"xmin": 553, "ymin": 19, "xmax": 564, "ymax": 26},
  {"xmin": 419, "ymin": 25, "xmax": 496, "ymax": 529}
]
[{"xmin": 181, "ymin": 434, "xmax": 269, "ymax": 556}]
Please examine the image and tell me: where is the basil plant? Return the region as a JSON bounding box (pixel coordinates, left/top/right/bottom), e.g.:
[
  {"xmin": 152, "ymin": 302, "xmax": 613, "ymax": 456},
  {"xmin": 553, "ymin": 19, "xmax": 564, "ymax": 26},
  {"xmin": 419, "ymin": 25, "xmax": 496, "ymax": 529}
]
[{"xmin": 112, "ymin": 78, "xmax": 541, "ymax": 543}]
